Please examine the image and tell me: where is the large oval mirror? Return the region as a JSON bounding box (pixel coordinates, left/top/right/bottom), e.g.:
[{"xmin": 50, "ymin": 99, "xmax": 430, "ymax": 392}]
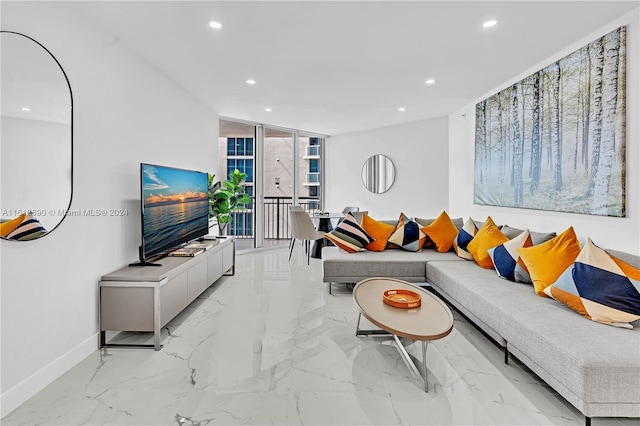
[
  {"xmin": 362, "ymin": 154, "xmax": 395, "ymax": 194},
  {"xmin": 1, "ymin": 31, "xmax": 73, "ymax": 240}
]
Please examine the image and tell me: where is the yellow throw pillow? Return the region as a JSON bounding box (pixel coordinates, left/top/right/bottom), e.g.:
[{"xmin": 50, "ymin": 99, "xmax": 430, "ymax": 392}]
[
  {"xmin": 361, "ymin": 213, "xmax": 396, "ymax": 252},
  {"xmin": 467, "ymin": 216, "xmax": 508, "ymax": 269},
  {"xmin": 0, "ymin": 213, "xmax": 26, "ymax": 237},
  {"xmin": 422, "ymin": 211, "xmax": 459, "ymax": 253},
  {"xmin": 517, "ymin": 226, "xmax": 581, "ymax": 297}
]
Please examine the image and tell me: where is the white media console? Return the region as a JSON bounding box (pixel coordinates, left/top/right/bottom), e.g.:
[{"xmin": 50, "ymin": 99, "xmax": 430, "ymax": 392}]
[{"xmin": 99, "ymin": 237, "xmax": 235, "ymax": 350}]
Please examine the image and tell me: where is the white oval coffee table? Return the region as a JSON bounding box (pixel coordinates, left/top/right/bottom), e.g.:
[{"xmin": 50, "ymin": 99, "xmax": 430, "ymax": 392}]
[{"xmin": 353, "ymin": 277, "xmax": 454, "ymax": 392}]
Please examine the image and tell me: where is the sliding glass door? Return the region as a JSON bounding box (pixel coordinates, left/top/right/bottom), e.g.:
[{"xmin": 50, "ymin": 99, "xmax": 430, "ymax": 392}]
[
  {"xmin": 262, "ymin": 126, "xmax": 294, "ymax": 247},
  {"xmin": 219, "ymin": 118, "xmax": 324, "ymax": 250},
  {"xmin": 218, "ymin": 119, "xmax": 256, "ymax": 250}
]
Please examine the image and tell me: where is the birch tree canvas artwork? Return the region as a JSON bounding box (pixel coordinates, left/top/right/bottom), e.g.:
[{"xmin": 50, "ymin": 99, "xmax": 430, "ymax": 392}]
[{"xmin": 474, "ymin": 26, "xmax": 626, "ymax": 217}]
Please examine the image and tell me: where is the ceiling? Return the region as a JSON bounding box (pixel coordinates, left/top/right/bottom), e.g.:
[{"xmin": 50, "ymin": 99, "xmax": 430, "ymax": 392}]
[{"xmin": 74, "ymin": 1, "xmax": 638, "ymax": 136}]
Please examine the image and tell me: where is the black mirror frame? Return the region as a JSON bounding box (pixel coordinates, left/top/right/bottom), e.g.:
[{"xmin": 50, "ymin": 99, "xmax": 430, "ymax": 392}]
[{"xmin": 1, "ymin": 31, "xmax": 73, "ymax": 240}]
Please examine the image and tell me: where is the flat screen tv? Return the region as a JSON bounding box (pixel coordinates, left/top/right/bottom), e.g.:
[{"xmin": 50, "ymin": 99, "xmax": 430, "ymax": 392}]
[{"xmin": 131, "ymin": 163, "xmax": 209, "ymax": 266}]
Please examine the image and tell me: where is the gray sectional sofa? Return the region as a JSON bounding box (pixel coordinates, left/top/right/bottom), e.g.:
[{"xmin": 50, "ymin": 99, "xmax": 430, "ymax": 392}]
[{"xmin": 322, "ymin": 243, "xmax": 640, "ymax": 423}]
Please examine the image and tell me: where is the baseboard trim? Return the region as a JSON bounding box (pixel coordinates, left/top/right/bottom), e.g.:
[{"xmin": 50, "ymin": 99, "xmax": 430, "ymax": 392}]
[{"xmin": 1, "ymin": 333, "xmax": 98, "ymax": 418}]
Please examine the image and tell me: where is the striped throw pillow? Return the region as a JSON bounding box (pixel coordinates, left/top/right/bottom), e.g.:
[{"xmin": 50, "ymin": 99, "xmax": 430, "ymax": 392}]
[
  {"xmin": 324, "ymin": 212, "xmax": 375, "ymax": 253},
  {"xmin": 7, "ymin": 215, "xmax": 48, "ymax": 241}
]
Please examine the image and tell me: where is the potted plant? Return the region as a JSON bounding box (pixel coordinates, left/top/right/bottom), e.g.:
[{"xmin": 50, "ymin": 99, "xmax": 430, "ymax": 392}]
[{"xmin": 208, "ymin": 169, "xmax": 251, "ymax": 236}]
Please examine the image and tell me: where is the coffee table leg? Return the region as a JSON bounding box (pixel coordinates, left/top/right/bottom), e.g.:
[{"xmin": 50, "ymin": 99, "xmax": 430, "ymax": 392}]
[
  {"xmin": 392, "ymin": 335, "xmax": 428, "ymax": 393},
  {"xmin": 421, "ymin": 340, "xmax": 428, "ymax": 393},
  {"xmin": 355, "ymin": 312, "xmax": 391, "ymax": 337}
]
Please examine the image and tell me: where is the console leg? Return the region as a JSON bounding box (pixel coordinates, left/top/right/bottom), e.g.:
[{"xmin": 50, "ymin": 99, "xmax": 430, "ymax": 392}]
[
  {"xmin": 504, "ymin": 346, "xmax": 509, "ymax": 365},
  {"xmin": 153, "ymin": 286, "xmax": 162, "ymax": 351},
  {"xmin": 585, "ymin": 416, "xmax": 591, "ymax": 426}
]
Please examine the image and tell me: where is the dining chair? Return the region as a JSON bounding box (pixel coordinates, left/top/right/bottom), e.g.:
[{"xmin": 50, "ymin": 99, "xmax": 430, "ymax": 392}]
[
  {"xmin": 288, "ymin": 209, "xmax": 325, "ymax": 265},
  {"xmin": 288, "ymin": 205, "xmax": 304, "ymax": 251},
  {"xmin": 342, "ymin": 206, "xmax": 360, "ymax": 214},
  {"xmin": 350, "ymin": 210, "xmax": 368, "ymax": 224}
]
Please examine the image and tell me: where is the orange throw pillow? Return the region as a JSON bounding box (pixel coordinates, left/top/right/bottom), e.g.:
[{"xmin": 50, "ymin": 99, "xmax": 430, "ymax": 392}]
[
  {"xmin": 467, "ymin": 216, "xmax": 508, "ymax": 269},
  {"xmin": 361, "ymin": 213, "xmax": 397, "ymax": 252},
  {"xmin": 422, "ymin": 211, "xmax": 459, "ymax": 253},
  {"xmin": 517, "ymin": 226, "xmax": 581, "ymax": 297},
  {"xmin": 0, "ymin": 213, "xmax": 26, "ymax": 237}
]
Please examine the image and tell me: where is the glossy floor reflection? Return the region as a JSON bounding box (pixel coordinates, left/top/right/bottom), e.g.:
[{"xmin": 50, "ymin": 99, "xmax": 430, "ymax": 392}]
[{"xmin": 3, "ymin": 246, "xmax": 639, "ymax": 425}]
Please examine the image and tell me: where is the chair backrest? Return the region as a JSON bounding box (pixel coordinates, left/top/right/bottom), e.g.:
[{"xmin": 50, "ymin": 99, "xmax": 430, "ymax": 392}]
[
  {"xmin": 290, "ymin": 210, "xmax": 321, "ymax": 239},
  {"xmin": 289, "ymin": 206, "xmax": 304, "ymax": 238},
  {"xmin": 342, "ymin": 206, "xmax": 360, "ymax": 214},
  {"xmin": 350, "ymin": 210, "xmax": 368, "ymax": 224}
]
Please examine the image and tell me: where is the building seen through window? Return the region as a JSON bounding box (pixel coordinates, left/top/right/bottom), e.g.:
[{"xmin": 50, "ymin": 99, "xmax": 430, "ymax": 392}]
[{"xmin": 219, "ymin": 120, "xmax": 323, "ymax": 247}]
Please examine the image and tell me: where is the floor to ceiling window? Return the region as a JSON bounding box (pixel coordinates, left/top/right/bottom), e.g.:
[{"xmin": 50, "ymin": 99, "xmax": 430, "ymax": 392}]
[
  {"xmin": 263, "ymin": 126, "xmax": 294, "ymax": 245},
  {"xmin": 226, "ymin": 136, "xmax": 254, "ymax": 237},
  {"xmin": 219, "ymin": 118, "xmax": 325, "ymax": 250},
  {"xmin": 300, "ymin": 134, "xmax": 322, "ymax": 211}
]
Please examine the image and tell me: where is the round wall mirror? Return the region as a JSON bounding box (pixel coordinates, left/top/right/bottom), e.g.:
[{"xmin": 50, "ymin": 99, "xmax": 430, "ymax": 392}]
[
  {"xmin": 362, "ymin": 154, "xmax": 395, "ymax": 194},
  {"xmin": 1, "ymin": 31, "xmax": 73, "ymax": 240}
]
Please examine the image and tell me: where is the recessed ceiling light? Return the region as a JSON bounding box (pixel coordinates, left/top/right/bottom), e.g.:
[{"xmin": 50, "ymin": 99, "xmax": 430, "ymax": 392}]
[
  {"xmin": 483, "ymin": 20, "xmax": 497, "ymax": 28},
  {"xmin": 425, "ymin": 79, "xmax": 436, "ymax": 85},
  {"xmin": 265, "ymin": 108, "xmax": 272, "ymax": 112},
  {"xmin": 398, "ymin": 107, "xmax": 406, "ymax": 112},
  {"xmin": 21, "ymin": 107, "xmax": 31, "ymax": 112},
  {"xmin": 208, "ymin": 21, "xmax": 222, "ymax": 29},
  {"xmin": 246, "ymin": 79, "xmax": 256, "ymax": 85}
]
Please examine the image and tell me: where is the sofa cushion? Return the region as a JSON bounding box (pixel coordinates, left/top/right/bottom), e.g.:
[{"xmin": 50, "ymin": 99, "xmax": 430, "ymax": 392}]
[
  {"xmin": 0, "ymin": 213, "xmax": 26, "ymax": 237},
  {"xmin": 488, "ymin": 229, "xmax": 533, "ymax": 281},
  {"xmin": 324, "ymin": 212, "xmax": 374, "ymax": 253},
  {"xmin": 500, "ymin": 225, "xmax": 557, "ymax": 284},
  {"xmin": 467, "ymin": 216, "xmax": 509, "ymax": 269},
  {"xmin": 427, "ymin": 260, "xmax": 525, "ymax": 343},
  {"xmin": 421, "ymin": 211, "xmax": 459, "ymax": 253},
  {"xmin": 517, "ymin": 227, "xmax": 581, "ymax": 297},
  {"xmin": 388, "ymin": 213, "xmax": 426, "ymax": 252},
  {"xmin": 6, "ymin": 214, "xmax": 47, "ymax": 240},
  {"xmin": 544, "ymin": 238, "xmax": 640, "ymax": 328},
  {"xmin": 416, "ymin": 216, "xmax": 464, "ymax": 230},
  {"xmin": 427, "ymin": 259, "xmax": 640, "ymax": 411},
  {"xmin": 322, "ymin": 246, "xmax": 461, "ymax": 283},
  {"xmin": 501, "ymin": 225, "xmax": 557, "ymax": 245},
  {"xmin": 453, "ymin": 218, "xmax": 477, "ymax": 260},
  {"xmin": 361, "ymin": 213, "xmax": 396, "ymax": 252}
]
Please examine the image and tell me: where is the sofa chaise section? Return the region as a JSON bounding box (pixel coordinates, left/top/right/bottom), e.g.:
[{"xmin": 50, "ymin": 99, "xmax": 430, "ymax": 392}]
[{"xmin": 427, "ymin": 258, "xmax": 640, "ymax": 419}]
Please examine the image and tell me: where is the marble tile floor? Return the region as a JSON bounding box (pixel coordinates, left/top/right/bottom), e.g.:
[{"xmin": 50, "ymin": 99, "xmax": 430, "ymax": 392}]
[{"xmin": 3, "ymin": 246, "xmax": 639, "ymax": 426}]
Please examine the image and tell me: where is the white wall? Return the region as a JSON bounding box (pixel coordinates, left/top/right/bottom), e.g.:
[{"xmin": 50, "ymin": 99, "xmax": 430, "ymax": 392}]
[
  {"xmin": 325, "ymin": 117, "xmax": 449, "ymax": 220},
  {"xmin": 0, "ymin": 2, "xmax": 219, "ymax": 416},
  {"xmin": 449, "ymin": 9, "xmax": 640, "ymax": 255}
]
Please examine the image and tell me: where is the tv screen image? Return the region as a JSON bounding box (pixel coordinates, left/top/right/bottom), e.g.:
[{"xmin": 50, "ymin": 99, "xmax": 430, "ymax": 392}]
[{"xmin": 141, "ymin": 163, "xmax": 209, "ymax": 260}]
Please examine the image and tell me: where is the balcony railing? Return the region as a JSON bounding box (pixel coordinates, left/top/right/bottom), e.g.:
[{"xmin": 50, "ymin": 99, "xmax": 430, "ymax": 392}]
[{"xmin": 228, "ymin": 196, "xmax": 321, "ymax": 240}]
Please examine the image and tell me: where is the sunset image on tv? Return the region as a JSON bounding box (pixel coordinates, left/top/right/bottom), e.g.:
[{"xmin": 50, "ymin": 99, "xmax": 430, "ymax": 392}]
[{"xmin": 142, "ymin": 164, "xmax": 209, "ymax": 256}]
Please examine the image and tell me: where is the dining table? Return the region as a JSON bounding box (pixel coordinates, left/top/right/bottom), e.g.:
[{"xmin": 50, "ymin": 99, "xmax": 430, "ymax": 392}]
[{"xmin": 309, "ymin": 212, "xmax": 344, "ymax": 259}]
